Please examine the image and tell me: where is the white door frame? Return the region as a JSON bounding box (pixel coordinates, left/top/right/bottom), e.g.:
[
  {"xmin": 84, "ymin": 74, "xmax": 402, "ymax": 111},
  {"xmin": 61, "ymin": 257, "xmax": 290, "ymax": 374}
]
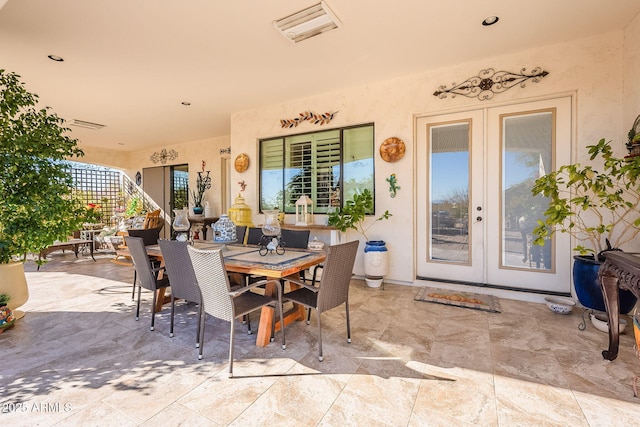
[{"xmin": 414, "ymin": 93, "xmax": 576, "ymax": 294}]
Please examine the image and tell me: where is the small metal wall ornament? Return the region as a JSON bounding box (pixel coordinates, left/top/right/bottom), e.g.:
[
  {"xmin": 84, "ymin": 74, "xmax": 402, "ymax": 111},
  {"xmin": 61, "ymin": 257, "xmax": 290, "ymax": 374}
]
[
  {"xmin": 280, "ymin": 111, "xmax": 337, "ymax": 128},
  {"xmin": 386, "ymin": 174, "xmax": 400, "ymax": 198},
  {"xmin": 433, "ymin": 67, "xmax": 549, "ymax": 101},
  {"xmin": 150, "ymin": 148, "xmax": 179, "ymax": 164}
]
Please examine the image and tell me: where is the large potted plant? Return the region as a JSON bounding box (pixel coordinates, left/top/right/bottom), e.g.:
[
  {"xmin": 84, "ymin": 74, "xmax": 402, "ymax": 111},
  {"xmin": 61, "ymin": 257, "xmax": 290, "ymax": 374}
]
[
  {"xmin": 328, "ymin": 189, "xmax": 392, "ymax": 287},
  {"xmin": 531, "ymin": 137, "xmax": 639, "ymax": 313},
  {"xmin": 0, "ymin": 70, "xmax": 85, "ymax": 318}
]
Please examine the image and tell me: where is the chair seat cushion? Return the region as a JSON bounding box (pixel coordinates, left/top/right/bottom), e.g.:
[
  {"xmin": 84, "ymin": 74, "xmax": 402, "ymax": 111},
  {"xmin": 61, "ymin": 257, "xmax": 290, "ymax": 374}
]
[
  {"xmin": 233, "ymin": 292, "xmax": 277, "ymax": 316},
  {"xmin": 156, "ymin": 275, "xmax": 170, "ymax": 288},
  {"xmin": 285, "ymin": 287, "xmax": 317, "ymax": 308}
]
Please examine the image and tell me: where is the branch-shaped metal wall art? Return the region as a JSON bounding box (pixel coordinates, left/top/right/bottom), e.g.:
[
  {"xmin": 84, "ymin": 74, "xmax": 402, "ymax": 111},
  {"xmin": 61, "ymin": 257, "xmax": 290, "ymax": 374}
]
[
  {"xmin": 433, "ymin": 67, "xmax": 549, "ymax": 101},
  {"xmin": 280, "ymin": 111, "xmax": 337, "ymax": 128},
  {"xmin": 150, "ymin": 148, "xmax": 179, "ymax": 164}
]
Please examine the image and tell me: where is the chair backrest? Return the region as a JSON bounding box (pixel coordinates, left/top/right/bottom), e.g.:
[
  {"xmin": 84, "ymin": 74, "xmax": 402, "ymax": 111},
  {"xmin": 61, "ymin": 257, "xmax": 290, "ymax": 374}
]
[
  {"xmin": 187, "ymin": 246, "xmax": 234, "ymax": 322},
  {"xmin": 246, "ymin": 227, "xmax": 264, "ymax": 245},
  {"xmin": 127, "ymin": 227, "xmax": 162, "ymax": 246},
  {"xmin": 158, "ymin": 239, "xmax": 201, "ymax": 303},
  {"xmin": 125, "ymin": 236, "xmax": 162, "ymax": 292},
  {"xmin": 317, "ymin": 240, "xmax": 359, "ymax": 313},
  {"xmin": 280, "ymin": 228, "xmax": 310, "ymax": 249},
  {"xmin": 236, "ymin": 225, "xmax": 247, "ymax": 244},
  {"xmin": 143, "ymin": 209, "xmax": 162, "ymax": 229}
]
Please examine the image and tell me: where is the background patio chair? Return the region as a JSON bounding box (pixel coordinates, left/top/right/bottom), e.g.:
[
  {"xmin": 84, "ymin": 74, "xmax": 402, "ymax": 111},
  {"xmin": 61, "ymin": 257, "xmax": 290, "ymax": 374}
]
[
  {"xmin": 245, "ymin": 227, "xmax": 263, "ymax": 245},
  {"xmin": 126, "ymin": 227, "xmax": 163, "ymax": 299},
  {"xmin": 142, "ymin": 209, "xmax": 163, "ymax": 229},
  {"xmin": 282, "ymin": 240, "xmax": 359, "ymax": 361},
  {"xmin": 125, "ymin": 236, "xmax": 170, "ymax": 331},
  {"xmin": 280, "ymin": 228, "xmax": 311, "ymax": 281},
  {"xmin": 158, "ymin": 239, "xmax": 203, "ymax": 347},
  {"xmin": 187, "ymin": 245, "xmax": 285, "ymax": 377},
  {"xmin": 236, "ymin": 225, "xmax": 247, "ymax": 244},
  {"xmin": 280, "ymin": 228, "xmax": 310, "ymax": 250}
]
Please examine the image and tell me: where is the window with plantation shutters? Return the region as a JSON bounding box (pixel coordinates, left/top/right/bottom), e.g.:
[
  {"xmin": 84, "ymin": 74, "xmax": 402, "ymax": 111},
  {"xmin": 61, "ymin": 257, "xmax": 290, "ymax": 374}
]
[{"xmin": 259, "ymin": 123, "xmax": 374, "ymax": 214}]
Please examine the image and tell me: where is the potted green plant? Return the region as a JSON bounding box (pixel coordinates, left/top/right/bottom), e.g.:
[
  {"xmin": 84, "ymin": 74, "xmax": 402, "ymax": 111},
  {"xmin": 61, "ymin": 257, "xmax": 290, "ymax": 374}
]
[
  {"xmin": 328, "ymin": 189, "xmax": 392, "ymax": 287},
  {"xmin": 0, "ymin": 292, "xmax": 15, "ymax": 333},
  {"xmin": 0, "ymin": 70, "xmax": 85, "ymax": 317},
  {"xmin": 190, "ymin": 170, "xmax": 211, "ymax": 215},
  {"xmin": 531, "ymin": 137, "xmax": 639, "ymax": 313}
]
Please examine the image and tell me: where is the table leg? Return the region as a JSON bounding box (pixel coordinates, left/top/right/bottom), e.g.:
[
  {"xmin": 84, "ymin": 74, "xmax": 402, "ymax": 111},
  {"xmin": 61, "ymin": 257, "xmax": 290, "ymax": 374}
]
[
  {"xmin": 255, "ymin": 280, "xmax": 305, "ymax": 347},
  {"xmin": 154, "ymin": 260, "xmax": 171, "ymax": 313},
  {"xmin": 600, "ymin": 269, "xmax": 621, "ymax": 361}
]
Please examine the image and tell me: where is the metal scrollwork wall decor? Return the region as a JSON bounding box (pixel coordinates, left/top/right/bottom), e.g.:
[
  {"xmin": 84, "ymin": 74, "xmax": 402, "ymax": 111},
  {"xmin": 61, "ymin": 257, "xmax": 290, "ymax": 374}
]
[
  {"xmin": 433, "ymin": 67, "xmax": 549, "ymax": 101},
  {"xmin": 150, "ymin": 148, "xmax": 179, "ymax": 164},
  {"xmin": 280, "ymin": 111, "xmax": 337, "ymax": 128}
]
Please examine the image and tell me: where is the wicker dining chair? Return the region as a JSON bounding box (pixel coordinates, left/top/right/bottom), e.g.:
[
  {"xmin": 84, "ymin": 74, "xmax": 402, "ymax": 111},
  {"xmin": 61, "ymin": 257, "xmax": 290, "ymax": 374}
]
[
  {"xmin": 245, "ymin": 227, "xmax": 264, "ymax": 245},
  {"xmin": 279, "ymin": 228, "xmax": 310, "ymax": 249},
  {"xmin": 158, "ymin": 239, "xmax": 203, "ymax": 347},
  {"xmin": 125, "ymin": 236, "xmax": 170, "ymax": 331},
  {"xmin": 187, "ymin": 245, "xmax": 286, "ymax": 377},
  {"xmin": 127, "ymin": 227, "xmax": 163, "ymax": 299},
  {"xmin": 282, "ymin": 240, "xmax": 359, "ymax": 361}
]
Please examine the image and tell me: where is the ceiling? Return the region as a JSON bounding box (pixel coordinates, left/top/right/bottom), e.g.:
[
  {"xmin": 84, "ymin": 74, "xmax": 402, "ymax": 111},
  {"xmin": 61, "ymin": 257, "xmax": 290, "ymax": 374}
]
[{"xmin": 1, "ymin": 0, "xmax": 639, "ymax": 152}]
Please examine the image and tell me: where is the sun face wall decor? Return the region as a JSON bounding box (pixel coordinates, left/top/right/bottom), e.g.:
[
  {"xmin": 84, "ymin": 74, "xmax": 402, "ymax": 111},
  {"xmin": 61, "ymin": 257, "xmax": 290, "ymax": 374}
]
[{"xmin": 234, "ymin": 153, "xmax": 249, "ymax": 173}]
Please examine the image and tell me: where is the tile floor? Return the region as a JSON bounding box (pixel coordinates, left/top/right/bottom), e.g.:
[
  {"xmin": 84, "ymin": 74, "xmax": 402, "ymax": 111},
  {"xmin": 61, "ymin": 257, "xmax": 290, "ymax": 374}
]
[{"xmin": 3, "ymin": 251, "xmax": 640, "ymax": 426}]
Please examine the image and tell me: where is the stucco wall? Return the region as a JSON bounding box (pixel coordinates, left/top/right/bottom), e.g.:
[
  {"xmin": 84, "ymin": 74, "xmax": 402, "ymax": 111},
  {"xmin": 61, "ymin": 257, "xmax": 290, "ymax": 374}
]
[
  {"xmin": 624, "ymin": 11, "xmax": 640, "ymax": 131},
  {"xmin": 231, "ymin": 31, "xmax": 626, "ymax": 284},
  {"xmin": 93, "ymin": 135, "xmax": 231, "ymax": 217},
  {"xmin": 78, "ymin": 29, "xmax": 630, "ymax": 285}
]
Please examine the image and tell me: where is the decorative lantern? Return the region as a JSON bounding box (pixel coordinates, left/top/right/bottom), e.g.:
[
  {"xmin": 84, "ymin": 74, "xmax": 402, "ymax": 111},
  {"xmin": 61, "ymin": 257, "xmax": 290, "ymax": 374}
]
[
  {"xmin": 295, "ymin": 195, "xmax": 313, "ymax": 226},
  {"xmin": 227, "ymin": 194, "xmax": 254, "ymax": 227}
]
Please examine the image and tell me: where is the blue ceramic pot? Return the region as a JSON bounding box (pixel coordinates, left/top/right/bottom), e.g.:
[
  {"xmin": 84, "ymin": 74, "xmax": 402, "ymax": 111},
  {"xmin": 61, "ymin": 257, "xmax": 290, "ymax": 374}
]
[
  {"xmin": 573, "ymin": 255, "xmax": 637, "ymax": 314},
  {"xmin": 364, "ymin": 240, "xmax": 387, "ymax": 253},
  {"xmin": 193, "ymin": 206, "xmax": 204, "ymax": 215}
]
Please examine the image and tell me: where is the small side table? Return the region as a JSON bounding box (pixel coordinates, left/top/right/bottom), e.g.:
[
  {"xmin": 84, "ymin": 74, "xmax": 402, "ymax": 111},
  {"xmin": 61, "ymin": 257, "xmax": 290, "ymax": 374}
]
[{"xmin": 598, "ymin": 252, "xmax": 640, "ymax": 360}]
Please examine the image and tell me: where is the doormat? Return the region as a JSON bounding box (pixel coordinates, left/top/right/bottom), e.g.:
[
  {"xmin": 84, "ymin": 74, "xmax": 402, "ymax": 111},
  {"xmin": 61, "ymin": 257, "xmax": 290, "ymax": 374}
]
[{"xmin": 414, "ymin": 287, "xmax": 501, "ymax": 313}]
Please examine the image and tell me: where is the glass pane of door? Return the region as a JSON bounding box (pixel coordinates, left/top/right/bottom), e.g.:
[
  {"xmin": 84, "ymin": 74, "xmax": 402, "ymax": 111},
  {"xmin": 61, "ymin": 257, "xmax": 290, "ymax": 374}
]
[
  {"xmin": 429, "ymin": 121, "xmax": 470, "ymax": 264},
  {"xmin": 500, "ymin": 111, "xmax": 553, "ymax": 271}
]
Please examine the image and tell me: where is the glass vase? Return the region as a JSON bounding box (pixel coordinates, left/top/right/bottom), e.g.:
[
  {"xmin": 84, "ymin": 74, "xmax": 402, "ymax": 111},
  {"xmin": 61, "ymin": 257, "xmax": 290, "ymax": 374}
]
[
  {"xmin": 173, "ymin": 208, "xmax": 190, "ymax": 241},
  {"xmin": 262, "ymin": 209, "xmax": 281, "ymax": 237}
]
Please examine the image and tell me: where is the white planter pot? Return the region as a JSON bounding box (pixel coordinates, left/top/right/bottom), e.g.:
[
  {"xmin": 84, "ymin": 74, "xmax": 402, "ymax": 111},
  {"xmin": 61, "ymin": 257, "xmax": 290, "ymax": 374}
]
[
  {"xmin": 0, "ymin": 261, "xmax": 29, "ymax": 319},
  {"xmin": 363, "ymin": 240, "xmax": 388, "ymax": 288}
]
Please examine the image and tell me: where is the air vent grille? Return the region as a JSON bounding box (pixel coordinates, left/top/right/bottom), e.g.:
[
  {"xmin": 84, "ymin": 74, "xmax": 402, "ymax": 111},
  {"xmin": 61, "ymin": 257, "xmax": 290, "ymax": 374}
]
[{"xmin": 69, "ymin": 119, "xmax": 105, "ymax": 130}]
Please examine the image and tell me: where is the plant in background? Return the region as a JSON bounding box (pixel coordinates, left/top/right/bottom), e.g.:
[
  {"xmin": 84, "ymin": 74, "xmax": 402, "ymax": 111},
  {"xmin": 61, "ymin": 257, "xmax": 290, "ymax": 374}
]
[
  {"xmin": 83, "ymin": 203, "xmax": 102, "ymax": 224},
  {"xmin": 531, "ymin": 138, "xmax": 640, "ymax": 258},
  {"xmin": 125, "ymin": 195, "xmax": 143, "ymax": 217},
  {"xmin": 191, "ymin": 170, "xmax": 212, "ymax": 208},
  {"xmin": 0, "ymin": 291, "xmax": 15, "ymax": 331},
  {"xmin": 0, "ymin": 69, "xmax": 85, "ymax": 264},
  {"xmin": 328, "ymin": 189, "xmax": 391, "ymax": 241}
]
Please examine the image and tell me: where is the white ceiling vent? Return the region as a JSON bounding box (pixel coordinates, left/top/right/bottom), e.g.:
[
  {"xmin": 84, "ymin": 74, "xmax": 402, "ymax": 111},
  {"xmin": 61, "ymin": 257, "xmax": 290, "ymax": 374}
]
[
  {"xmin": 273, "ymin": 1, "xmax": 341, "ymax": 44},
  {"xmin": 69, "ymin": 119, "xmax": 105, "ymax": 130}
]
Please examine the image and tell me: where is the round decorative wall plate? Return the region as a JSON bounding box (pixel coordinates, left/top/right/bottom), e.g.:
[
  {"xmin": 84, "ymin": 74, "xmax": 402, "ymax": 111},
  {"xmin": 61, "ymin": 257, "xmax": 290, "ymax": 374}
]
[
  {"xmin": 234, "ymin": 153, "xmax": 249, "ymax": 173},
  {"xmin": 380, "ymin": 137, "xmax": 406, "ymax": 162}
]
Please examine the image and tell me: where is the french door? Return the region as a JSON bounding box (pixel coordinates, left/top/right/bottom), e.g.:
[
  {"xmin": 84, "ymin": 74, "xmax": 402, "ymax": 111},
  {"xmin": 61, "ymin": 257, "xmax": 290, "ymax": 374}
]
[{"xmin": 416, "ymin": 97, "xmax": 572, "ymax": 293}]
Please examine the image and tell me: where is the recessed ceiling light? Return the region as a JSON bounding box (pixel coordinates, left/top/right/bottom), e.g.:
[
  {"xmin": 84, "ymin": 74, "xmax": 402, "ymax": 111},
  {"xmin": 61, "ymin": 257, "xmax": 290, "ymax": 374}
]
[
  {"xmin": 47, "ymin": 54, "xmax": 64, "ymax": 62},
  {"xmin": 482, "ymin": 16, "xmax": 499, "ymax": 26},
  {"xmin": 181, "ymin": 101, "xmax": 191, "ymax": 106}
]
